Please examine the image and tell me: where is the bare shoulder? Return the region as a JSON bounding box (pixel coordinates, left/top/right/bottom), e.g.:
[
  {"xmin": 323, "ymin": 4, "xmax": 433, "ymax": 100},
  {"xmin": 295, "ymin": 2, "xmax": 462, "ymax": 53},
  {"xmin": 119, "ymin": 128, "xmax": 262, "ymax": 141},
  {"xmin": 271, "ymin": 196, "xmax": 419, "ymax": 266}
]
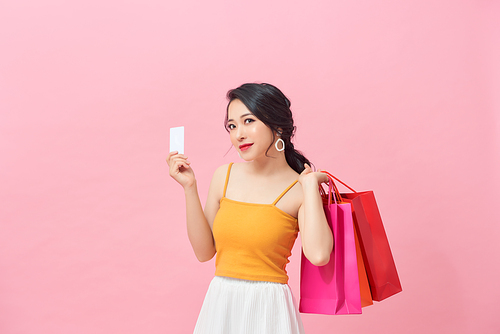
[
  {"xmin": 205, "ymin": 164, "xmax": 229, "ymax": 199},
  {"xmin": 274, "ymin": 168, "xmax": 304, "ymax": 218},
  {"xmin": 221, "ymin": 162, "xmax": 248, "ymax": 180},
  {"xmin": 213, "ymin": 163, "xmax": 231, "ymax": 178},
  {"xmin": 205, "ymin": 164, "xmax": 232, "ymax": 225},
  {"xmin": 210, "ymin": 163, "xmax": 231, "ymax": 189},
  {"xmin": 288, "ymin": 172, "xmax": 304, "ymax": 203}
]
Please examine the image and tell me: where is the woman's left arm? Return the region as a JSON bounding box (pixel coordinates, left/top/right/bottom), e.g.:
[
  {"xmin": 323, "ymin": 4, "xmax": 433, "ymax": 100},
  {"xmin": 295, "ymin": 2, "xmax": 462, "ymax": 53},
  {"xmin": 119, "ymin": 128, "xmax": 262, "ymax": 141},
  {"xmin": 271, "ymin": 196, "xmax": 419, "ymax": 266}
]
[{"xmin": 298, "ymin": 164, "xmax": 333, "ymax": 266}]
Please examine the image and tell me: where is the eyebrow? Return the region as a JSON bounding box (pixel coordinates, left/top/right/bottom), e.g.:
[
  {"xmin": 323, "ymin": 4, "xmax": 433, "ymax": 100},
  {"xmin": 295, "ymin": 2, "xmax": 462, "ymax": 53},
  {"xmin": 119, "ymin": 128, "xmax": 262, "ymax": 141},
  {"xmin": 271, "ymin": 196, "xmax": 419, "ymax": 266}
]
[{"xmin": 227, "ymin": 113, "xmax": 254, "ymax": 122}]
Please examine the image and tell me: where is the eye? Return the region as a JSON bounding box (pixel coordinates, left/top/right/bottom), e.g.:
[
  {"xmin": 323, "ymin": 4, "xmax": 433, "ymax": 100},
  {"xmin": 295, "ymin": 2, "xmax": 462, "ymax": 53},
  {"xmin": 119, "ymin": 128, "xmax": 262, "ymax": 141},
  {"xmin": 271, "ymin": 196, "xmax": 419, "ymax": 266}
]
[
  {"xmin": 244, "ymin": 118, "xmax": 254, "ymax": 124},
  {"xmin": 227, "ymin": 123, "xmax": 236, "ymax": 130}
]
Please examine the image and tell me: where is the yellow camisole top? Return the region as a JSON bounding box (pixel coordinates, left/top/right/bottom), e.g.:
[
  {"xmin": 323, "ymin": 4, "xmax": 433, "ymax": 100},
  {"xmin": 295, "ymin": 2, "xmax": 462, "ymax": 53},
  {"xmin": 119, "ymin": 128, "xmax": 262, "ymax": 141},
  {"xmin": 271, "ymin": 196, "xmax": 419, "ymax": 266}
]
[{"xmin": 212, "ymin": 163, "xmax": 299, "ymax": 284}]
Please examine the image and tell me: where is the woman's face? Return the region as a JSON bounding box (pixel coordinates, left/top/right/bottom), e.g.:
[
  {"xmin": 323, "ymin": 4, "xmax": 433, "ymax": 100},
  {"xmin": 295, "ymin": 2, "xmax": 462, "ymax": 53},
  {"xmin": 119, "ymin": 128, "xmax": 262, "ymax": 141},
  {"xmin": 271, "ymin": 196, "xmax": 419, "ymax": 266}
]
[{"xmin": 227, "ymin": 99, "xmax": 276, "ymax": 161}]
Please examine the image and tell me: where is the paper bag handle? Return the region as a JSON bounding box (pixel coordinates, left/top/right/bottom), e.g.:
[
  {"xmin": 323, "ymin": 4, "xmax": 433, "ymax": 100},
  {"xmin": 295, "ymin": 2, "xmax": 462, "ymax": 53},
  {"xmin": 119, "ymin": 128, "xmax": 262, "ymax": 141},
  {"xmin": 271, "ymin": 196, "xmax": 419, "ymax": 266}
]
[
  {"xmin": 319, "ymin": 174, "xmax": 342, "ymax": 204},
  {"xmin": 321, "ymin": 171, "xmax": 357, "ymax": 193}
]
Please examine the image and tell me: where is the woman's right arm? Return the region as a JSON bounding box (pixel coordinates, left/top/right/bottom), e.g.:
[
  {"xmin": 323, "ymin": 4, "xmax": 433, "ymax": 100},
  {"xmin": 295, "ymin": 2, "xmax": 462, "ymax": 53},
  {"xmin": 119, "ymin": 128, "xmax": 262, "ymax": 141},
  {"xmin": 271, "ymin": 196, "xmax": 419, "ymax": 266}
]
[{"xmin": 166, "ymin": 152, "xmax": 225, "ymax": 262}]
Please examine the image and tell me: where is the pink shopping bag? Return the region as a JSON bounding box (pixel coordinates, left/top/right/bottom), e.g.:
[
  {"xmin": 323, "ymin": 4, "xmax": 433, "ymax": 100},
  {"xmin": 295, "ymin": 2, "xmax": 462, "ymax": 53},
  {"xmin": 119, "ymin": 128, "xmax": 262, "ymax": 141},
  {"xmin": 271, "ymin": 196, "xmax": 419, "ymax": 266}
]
[{"xmin": 299, "ymin": 177, "xmax": 362, "ymax": 315}]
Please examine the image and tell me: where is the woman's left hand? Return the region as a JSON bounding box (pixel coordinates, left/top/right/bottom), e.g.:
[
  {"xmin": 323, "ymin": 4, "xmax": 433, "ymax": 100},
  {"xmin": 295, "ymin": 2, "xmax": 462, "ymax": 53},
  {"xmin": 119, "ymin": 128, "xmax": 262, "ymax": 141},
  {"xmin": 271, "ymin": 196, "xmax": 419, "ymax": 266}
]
[
  {"xmin": 297, "ymin": 163, "xmax": 333, "ymax": 266},
  {"xmin": 298, "ymin": 163, "xmax": 329, "ymax": 187}
]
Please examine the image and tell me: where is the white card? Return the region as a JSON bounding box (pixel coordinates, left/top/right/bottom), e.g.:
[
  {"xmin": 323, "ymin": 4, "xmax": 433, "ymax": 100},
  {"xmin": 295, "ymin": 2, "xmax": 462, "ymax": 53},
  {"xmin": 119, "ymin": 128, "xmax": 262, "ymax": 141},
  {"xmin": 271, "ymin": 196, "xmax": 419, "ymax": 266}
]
[{"xmin": 170, "ymin": 126, "xmax": 184, "ymax": 154}]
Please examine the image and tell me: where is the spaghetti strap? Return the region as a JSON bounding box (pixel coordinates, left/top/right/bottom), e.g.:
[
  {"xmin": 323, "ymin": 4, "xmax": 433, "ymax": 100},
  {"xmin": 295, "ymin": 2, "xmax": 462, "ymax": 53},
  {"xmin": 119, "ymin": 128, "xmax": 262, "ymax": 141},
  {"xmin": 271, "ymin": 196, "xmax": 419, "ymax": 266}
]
[
  {"xmin": 222, "ymin": 163, "xmax": 234, "ymax": 198},
  {"xmin": 272, "ymin": 180, "xmax": 298, "ymax": 206}
]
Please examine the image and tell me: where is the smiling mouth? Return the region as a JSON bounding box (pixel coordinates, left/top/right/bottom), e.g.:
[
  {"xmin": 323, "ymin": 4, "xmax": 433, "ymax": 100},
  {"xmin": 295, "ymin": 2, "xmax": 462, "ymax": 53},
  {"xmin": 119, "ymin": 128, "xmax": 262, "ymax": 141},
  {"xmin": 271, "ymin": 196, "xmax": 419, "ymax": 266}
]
[{"xmin": 239, "ymin": 143, "xmax": 253, "ymax": 151}]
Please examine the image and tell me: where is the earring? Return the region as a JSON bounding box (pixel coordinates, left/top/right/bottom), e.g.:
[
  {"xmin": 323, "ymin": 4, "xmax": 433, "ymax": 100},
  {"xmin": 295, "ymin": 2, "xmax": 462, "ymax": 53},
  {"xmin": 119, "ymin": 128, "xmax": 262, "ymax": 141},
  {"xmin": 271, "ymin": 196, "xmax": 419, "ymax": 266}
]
[{"xmin": 275, "ymin": 138, "xmax": 285, "ymax": 152}]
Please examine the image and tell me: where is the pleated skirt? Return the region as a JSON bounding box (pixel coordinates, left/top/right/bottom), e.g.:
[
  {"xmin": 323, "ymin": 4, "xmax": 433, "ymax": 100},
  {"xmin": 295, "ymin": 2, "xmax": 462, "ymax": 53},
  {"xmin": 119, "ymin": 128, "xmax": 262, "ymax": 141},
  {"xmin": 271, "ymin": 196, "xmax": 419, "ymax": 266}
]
[{"xmin": 193, "ymin": 276, "xmax": 305, "ymax": 334}]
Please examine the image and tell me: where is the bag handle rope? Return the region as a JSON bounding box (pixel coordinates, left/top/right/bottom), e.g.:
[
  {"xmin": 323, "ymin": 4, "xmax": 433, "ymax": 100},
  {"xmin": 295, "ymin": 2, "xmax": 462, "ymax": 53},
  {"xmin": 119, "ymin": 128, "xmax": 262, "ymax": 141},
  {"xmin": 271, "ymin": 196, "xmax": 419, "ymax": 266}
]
[
  {"xmin": 319, "ymin": 174, "xmax": 342, "ymax": 204},
  {"xmin": 321, "ymin": 171, "xmax": 357, "ymax": 193}
]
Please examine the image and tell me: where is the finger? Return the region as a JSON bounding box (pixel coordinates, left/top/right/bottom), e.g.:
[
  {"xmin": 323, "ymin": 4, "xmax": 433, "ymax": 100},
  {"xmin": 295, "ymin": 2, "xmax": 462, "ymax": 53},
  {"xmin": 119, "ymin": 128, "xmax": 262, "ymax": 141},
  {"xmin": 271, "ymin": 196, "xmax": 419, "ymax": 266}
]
[
  {"xmin": 173, "ymin": 159, "xmax": 191, "ymax": 169},
  {"xmin": 167, "ymin": 151, "xmax": 179, "ymax": 161},
  {"xmin": 166, "ymin": 151, "xmax": 182, "ymax": 166},
  {"xmin": 171, "ymin": 155, "xmax": 189, "ymax": 163},
  {"xmin": 175, "ymin": 159, "xmax": 191, "ymax": 170},
  {"xmin": 168, "ymin": 152, "xmax": 188, "ymax": 160},
  {"xmin": 174, "ymin": 158, "xmax": 188, "ymax": 167}
]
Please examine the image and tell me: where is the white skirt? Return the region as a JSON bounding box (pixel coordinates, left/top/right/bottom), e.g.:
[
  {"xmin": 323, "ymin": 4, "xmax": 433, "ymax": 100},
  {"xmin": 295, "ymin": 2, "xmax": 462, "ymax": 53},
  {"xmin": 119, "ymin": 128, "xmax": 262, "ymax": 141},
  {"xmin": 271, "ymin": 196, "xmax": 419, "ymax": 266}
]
[{"xmin": 193, "ymin": 276, "xmax": 305, "ymax": 334}]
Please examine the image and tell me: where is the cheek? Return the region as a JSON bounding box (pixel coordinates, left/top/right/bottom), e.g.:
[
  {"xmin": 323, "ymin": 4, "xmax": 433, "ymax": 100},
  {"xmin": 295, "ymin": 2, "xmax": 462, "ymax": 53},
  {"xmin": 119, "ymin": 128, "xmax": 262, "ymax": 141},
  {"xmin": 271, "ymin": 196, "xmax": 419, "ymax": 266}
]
[
  {"xmin": 229, "ymin": 131, "xmax": 238, "ymax": 145},
  {"xmin": 255, "ymin": 125, "xmax": 274, "ymax": 143}
]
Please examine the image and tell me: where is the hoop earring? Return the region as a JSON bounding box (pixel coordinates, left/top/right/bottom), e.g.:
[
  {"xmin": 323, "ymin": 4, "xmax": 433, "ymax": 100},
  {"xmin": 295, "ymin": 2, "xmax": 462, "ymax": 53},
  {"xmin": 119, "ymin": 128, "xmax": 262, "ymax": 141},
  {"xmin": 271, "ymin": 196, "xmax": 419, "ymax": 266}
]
[{"xmin": 275, "ymin": 138, "xmax": 285, "ymax": 152}]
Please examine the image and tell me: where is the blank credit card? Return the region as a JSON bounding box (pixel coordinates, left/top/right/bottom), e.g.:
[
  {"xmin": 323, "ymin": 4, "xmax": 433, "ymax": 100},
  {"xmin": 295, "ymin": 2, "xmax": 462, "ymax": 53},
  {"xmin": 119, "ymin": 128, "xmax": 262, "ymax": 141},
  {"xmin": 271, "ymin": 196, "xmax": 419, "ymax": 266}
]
[{"xmin": 169, "ymin": 126, "xmax": 184, "ymax": 154}]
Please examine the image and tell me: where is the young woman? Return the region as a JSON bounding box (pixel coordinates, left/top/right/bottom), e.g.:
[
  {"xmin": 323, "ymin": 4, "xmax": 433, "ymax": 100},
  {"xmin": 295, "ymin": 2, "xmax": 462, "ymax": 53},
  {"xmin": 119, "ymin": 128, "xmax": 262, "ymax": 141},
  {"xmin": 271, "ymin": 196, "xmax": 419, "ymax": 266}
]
[{"xmin": 167, "ymin": 83, "xmax": 333, "ymax": 334}]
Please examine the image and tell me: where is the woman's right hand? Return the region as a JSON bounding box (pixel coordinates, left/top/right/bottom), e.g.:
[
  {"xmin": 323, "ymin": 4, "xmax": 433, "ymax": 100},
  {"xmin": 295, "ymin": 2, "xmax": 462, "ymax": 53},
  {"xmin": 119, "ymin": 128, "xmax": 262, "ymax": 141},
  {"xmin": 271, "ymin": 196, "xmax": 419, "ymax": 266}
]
[{"xmin": 166, "ymin": 151, "xmax": 196, "ymax": 189}]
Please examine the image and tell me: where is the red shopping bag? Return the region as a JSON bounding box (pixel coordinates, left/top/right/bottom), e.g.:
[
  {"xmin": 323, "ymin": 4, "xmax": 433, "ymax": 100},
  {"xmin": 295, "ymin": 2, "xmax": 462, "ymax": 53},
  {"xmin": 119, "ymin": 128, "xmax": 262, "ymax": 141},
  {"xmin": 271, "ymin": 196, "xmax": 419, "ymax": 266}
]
[
  {"xmin": 299, "ymin": 176, "xmax": 362, "ymax": 315},
  {"xmin": 324, "ymin": 171, "xmax": 402, "ymax": 301}
]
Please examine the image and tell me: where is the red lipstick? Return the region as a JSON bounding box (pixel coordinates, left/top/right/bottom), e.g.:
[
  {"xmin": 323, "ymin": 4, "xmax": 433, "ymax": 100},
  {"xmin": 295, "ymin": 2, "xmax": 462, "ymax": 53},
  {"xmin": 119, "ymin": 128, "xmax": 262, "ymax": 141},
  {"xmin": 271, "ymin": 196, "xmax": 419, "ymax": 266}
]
[{"xmin": 239, "ymin": 143, "xmax": 253, "ymax": 151}]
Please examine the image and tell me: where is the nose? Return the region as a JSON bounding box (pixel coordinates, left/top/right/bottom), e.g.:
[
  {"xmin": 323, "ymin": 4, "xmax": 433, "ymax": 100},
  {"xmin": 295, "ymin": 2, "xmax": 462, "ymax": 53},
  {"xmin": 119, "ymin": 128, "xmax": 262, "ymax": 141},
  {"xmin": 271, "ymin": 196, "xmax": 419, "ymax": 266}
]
[{"xmin": 236, "ymin": 125, "xmax": 246, "ymax": 140}]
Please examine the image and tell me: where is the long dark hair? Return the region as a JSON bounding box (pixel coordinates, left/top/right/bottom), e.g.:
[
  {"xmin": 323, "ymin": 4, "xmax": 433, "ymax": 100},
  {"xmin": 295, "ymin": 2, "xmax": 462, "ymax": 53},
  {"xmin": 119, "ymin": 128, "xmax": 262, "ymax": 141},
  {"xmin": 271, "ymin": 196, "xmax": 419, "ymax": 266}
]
[{"xmin": 225, "ymin": 83, "xmax": 312, "ymax": 174}]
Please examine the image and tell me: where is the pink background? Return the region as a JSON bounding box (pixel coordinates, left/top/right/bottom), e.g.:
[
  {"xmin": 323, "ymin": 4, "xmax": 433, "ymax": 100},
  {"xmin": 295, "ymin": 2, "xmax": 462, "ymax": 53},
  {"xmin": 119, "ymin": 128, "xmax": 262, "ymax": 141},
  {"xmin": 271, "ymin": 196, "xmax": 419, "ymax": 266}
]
[{"xmin": 1, "ymin": 1, "xmax": 499, "ymax": 333}]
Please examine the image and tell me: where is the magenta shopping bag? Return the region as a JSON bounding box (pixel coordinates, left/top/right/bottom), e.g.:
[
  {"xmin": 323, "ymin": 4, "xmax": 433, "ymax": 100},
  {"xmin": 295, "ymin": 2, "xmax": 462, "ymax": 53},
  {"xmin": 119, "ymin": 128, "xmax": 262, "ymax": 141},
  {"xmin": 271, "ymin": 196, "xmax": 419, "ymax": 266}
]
[{"xmin": 299, "ymin": 178, "xmax": 362, "ymax": 315}]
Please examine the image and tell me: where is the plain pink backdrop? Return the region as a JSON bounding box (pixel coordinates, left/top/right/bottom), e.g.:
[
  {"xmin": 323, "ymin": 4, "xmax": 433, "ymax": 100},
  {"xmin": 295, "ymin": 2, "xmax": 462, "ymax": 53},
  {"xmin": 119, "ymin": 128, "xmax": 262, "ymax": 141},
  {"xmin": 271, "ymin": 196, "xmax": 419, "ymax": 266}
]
[{"xmin": 1, "ymin": 1, "xmax": 499, "ymax": 333}]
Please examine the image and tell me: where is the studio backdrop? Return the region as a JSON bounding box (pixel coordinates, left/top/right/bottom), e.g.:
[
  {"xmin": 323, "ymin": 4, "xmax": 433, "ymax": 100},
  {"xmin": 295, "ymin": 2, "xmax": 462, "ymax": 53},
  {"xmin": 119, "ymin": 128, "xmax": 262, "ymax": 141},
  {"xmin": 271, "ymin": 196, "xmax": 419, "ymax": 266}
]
[{"xmin": 1, "ymin": 1, "xmax": 499, "ymax": 333}]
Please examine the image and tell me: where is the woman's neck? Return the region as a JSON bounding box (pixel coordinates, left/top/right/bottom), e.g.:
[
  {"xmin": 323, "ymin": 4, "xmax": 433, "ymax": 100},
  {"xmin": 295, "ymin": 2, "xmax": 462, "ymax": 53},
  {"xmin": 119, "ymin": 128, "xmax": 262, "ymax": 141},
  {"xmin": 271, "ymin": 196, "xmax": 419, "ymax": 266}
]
[{"xmin": 246, "ymin": 152, "xmax": 292, "ymax": 176}]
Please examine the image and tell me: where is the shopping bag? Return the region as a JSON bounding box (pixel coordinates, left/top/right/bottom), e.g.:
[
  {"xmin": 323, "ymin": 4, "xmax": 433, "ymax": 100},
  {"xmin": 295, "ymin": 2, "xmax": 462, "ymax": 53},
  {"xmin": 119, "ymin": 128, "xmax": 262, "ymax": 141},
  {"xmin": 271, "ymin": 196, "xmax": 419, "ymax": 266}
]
[
  {"xmin": 299, "ymin": 176, "xmax": 362, "ymax": 315},
  {"xmin": 323, "ymin": 171, "xmax": 402, "ymax": 301},
  {"xmin": 354, "ymin": 225, "xmax": 373, "ymax": 307}
]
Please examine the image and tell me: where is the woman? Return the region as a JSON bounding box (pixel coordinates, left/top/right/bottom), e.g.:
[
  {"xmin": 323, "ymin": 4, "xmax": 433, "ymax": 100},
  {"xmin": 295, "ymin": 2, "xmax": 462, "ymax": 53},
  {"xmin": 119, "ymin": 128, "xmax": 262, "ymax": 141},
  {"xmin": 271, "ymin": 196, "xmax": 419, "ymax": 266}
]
[{"xmin": 167, "ymin": 83, "xmax": 333, "ymax": 334}]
